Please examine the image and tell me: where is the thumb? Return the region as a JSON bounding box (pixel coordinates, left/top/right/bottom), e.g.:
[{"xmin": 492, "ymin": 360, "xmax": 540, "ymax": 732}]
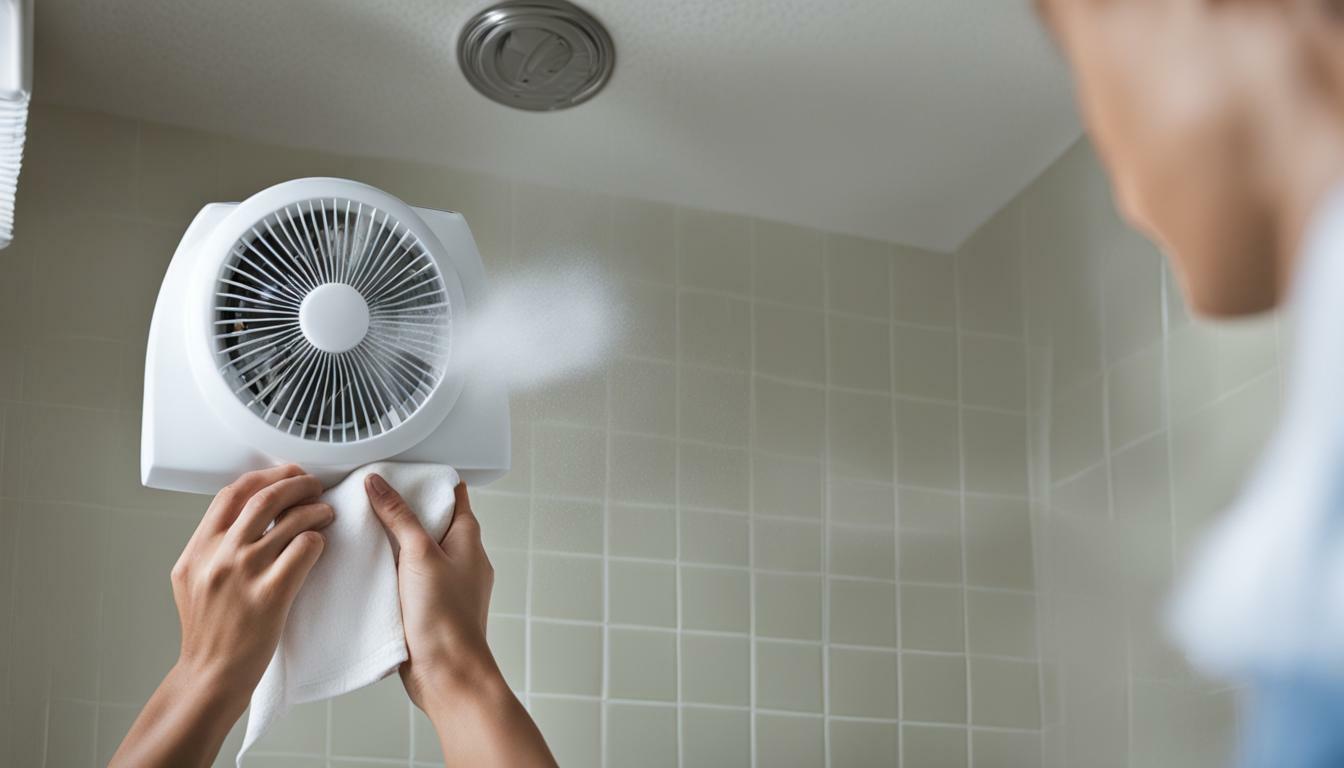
[
  {"xmin": 366, "ymin": 473, "xmax": 434, "ymax": 558},
  {"xmin": 441, "ymin": 482, "xmax": 483, "ymax": 550}
]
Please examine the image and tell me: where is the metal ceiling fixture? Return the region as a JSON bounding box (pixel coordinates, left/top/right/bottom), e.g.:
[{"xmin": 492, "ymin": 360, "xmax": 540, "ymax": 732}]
[{"xmin": 458, "ymin": 0, "xmax": 615, "ymax": 112}]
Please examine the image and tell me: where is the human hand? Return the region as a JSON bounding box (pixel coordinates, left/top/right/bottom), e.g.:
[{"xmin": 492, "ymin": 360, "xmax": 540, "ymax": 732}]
[
  {"xmin": 364, "ymin": 474, "xmax": 497, "ymax": 712},
  {"xmin": 171, "ymin": 464, "xmax": 332, "ymax": 702},
  {"xmin": 110, "ymin": 464, "xmax": 334, "ymax": 768}
]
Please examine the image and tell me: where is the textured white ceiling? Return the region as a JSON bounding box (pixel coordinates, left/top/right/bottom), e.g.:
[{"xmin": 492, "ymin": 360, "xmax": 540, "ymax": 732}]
[{"xmin": 33, "ymin": 0, "xmax": 1079, "ymax": 251}]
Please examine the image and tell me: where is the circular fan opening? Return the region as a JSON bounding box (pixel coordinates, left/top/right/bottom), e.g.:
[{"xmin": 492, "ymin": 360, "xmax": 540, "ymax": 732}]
[{"xmin": 212, "ymin": 198, "xmax": 452, "ymax": 443}]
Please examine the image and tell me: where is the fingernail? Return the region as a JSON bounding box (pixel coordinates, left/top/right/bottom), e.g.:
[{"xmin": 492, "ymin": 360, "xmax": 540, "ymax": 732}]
[{"xmin": 366, "ymin": 473, "xmax": 390, "ymax": 497}]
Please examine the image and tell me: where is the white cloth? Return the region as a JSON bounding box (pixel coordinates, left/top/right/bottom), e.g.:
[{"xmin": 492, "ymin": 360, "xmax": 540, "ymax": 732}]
[
  {"xmin": 1169, "ymin": 183, "xmax": 1344, "ymax": 680},
  {"xmin": 238, "ymin": 462, "xmax": 459, "ymax": 764}
]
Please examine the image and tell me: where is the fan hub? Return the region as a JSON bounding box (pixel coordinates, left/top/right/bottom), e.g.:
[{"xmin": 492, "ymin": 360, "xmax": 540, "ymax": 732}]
[{"xmin": 299, "ymin": 283, "xmax": 370, "ymax": 354}]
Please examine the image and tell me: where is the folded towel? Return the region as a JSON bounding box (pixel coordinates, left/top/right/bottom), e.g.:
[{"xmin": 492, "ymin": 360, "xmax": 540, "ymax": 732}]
[{"xmin": 238, "ymin": 462, "xmax": 459, "ymax": 764}]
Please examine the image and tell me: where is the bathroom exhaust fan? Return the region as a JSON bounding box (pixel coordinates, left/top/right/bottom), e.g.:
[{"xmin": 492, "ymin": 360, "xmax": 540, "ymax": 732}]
[{"xmin": 142, "ymin": 178, "xmax": 510, "ymax": 494}]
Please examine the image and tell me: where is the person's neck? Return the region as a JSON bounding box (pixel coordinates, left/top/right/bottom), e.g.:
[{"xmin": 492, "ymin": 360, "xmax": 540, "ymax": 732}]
[{"xmin": 1268, "ymin": 97, "xmax": 1344, "ymax": 292}]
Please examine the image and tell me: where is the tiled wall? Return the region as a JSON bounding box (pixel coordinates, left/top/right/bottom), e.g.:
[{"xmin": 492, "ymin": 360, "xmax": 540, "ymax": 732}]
[
  {"xmin": 0, "ymin": 103, "xmax": 1044, "ymax": 768},
  {"xmin": 962, "ymin": 140, "xmax": 1284, "ymax": 767}
]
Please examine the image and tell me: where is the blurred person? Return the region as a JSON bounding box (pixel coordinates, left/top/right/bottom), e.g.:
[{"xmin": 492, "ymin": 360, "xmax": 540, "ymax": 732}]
[
  {"xmin": 1039, "ymin": 0, "xmax": 1344, "ymax": 765},
  {"xmin": 109, "ymin": 464, "xmax": 556, "ymax": 768}
]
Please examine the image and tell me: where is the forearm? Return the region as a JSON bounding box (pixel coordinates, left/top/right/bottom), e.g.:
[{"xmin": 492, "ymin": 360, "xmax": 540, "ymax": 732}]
[
  {"xmin": 422, "ymin": 661, "xmax": 558, "ymax": 768},
  {"xmin": 109, "ymin": 661, "xmax": 249, "ymax": 768}
]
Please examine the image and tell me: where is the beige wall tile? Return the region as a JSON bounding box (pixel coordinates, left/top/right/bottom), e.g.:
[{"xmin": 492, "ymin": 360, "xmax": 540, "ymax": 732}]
[
  {"xmin": 607, "ymin": 703, "xmax": 678, "ymax": 768},
  {"xmin": 829, "ymin": 648, "xmax": 899, "ymax": 718},
  {"xmin": 681, "ymin": 634, "xmax": 750, "ymax": 706},
  {"xmin": 531, "ymin": 553, "xmax": 603, "ymax": 621},
  {"xmin": 754, "ymin": 517, "xmax": 823, "ymax": 573},
  {"xmin": 615, "ymin": 357, "xmax": 682, "ymax": 435},
  {"xmin": 829, "ymin": 524, "xmax": 896, "ymax": 580},
  {"xmin": 893, "ymin": 324, "xmax": 959, "ymax": 401},
  {"xmin": 752, "ymin": 453, "xmax": 824, "ymax": 519},
  {"xmin": 680, "ymin": 290, "xmax": 751, "ymax": 369},
  {"xmin": 894, "ymin": 398, "xmax": 960, "ymax": 490},
  {"xmin": 678, "ymin": 442, "xmax": 749, "ymax": 511},
  {"xmin": 531, "ymin": 622, "xmax": 603, "ymax": 695},
  {"xmin": 608, "ymin": 629, "xmax": 677, "ymax": 701},
  {"xmin": 679, "ymin": 209, "xmax": 751, "ymax": 295},
  {"xmin": 679, "ymin": 364, "xmax": 749, "ymax": 446},
  {"xmin": 531, "ymin": 697, "xmax": 600, "ymax": 767},
  {"xmin": 829, "ymin": 314, "xmax": 891, "ymax": 391},
  {"xmin": 830, "ymin": 390, "xmax": 894, "ymax": 482},
  {"xmin": 955, "ymin": 208, "xmax": 1023, "ymax": 338},
  {"xmin": 900, "ymin": 584, "xmax": 965, "ymax": 653},
  {"xmin": 960, "ymin": 334, "xmax": 1026, "ymax": 411},
  {"xmin": 754, "ymin": 220, "xmax": 824, "ymax": 309},
  {"xmin": 756, "ymin": 640, "xmax": 824, "ymax": 712},
  {"xmin": 756, "ymin": 572, "xmax": 823, "ymax": 641},
  {"xmin": 755, "ymin": 303, "xmax": 827, "ymax": 384},
  {"xmin": 609, "ymin": 560, "xmax": 677, "ymax": 628},
  {"xmin": 608, "ymin": 504, "xmax": 677, "ymax": 560},
  {"xmin": 754, "ymin": 377, "xmax": 826, "ymax": 459},
  {"xmin": 609, "ymin": 433, "xmax": 677, "ymax": 504},
  {"xmin": 891, "ymin": 246, "xmax": 956, "ymax": 328},
  {"xmin": 612, "ymin": 198, "xmax": 677, "ymax": 284},
  {"xmin": 970, "ymin": 657, "xmax": 1041, "ymax": 729},
  {"xmin": 531, "ymin": 496, "xmax": 603, "ymax": 554},
  {"xmin": 681, "ymin": 566, "xmax": 750, "ymax": 632},
  {"xmin": 902, "ymin": 653, "xmax": 967, "ymax": 724},
  {"xmin": 829, "ymin": 477, "xmax": 896, "ymax": 526},
  {"xmin": 903, "ymin": 724, "xmax": 968, "ymax": 768},
  {"xmin": 681, "ymin": 508, "xmax": 749, "ymax": 566},
  {"xmin": 973, "ymin": 730, "xmax": 1044, "ymax": 768},
  {"xmin": 966, "ymin": 589, "xmax": 1037, "ymax": 658},
  {"xmin": 964, "ymin": 496, "xmax": 1034, "ymax": 590},
  {"xmin": 829, "ymin": 578, "xmax": 897, "ymax": 647},
  {"xmin": 827, "ymin": 235, "xmax": 891, "ymax": 319},
  {"xmin": 330, "ymin": 677, "xmax": 410, "ymax": 759},
  {"xmin": 830, "ymin": 720, "xmax": 899, "ymax": 768},
  {"xmin": 757, "ymin": 714, "xmax": 825, "ymax": 768},
  {"xmin": 683, "ymin": 707, "xmax": 751, "ymax": 767}
]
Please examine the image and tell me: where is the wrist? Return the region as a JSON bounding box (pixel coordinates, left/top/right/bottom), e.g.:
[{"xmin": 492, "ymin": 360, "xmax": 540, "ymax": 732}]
[
  {"xmin": 417, "ymin": 647, "xmax": 510, "ymax": 715},
  {"xmin": 170, "ymin": 656, "xmax": 254, "ymax": 715}
]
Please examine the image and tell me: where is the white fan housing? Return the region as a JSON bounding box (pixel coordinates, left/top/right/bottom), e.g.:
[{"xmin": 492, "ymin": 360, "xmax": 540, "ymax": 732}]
[{"xmin": 142, "ymin": 178, "xmax": 510, "ymax": 494}]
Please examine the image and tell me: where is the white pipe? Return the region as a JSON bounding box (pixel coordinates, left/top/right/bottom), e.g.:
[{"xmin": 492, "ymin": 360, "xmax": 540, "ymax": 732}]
[{"xmin": 0, "ymin": 0, "xmax": 33, "ymax": 250}]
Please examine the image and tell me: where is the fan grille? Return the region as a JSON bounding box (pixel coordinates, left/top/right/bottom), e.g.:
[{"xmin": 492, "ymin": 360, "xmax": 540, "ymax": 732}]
[{"xmin": 212, "ymin": 198, "xmax": 451, "ymax": 443}]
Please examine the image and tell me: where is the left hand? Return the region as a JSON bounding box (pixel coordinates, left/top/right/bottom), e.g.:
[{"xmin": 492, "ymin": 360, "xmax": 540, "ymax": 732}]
[
  {"xmin": 111, "ymin": 464, "xmax": 334, "ymax": 768},
  {"xmin": 171, "ymin": 464, "xmax": 333, "ymax": 698}
]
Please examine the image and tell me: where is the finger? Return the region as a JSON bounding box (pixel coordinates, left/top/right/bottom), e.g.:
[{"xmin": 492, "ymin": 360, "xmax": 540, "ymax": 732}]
[
  {"xmin": 230, "ymin": 473, "xmax": 325, "ymax": 543},
  {"xmin": 267, "ymin": 530, "xmax": 325, "ymax": 603},
  {"xmin": 200, "ymin": 464, "xmax": 306, "ymax": 535},
  {"xmin": 441, "ymin": 482, "xmax": 481, "ymax": 549},
  {"xmin": 255, "ymin": 502, "xmax": 334, "ymax": 559},
  {"xmin": 366, "ymin": 473, "xmax": 435, "ymax": 559}
]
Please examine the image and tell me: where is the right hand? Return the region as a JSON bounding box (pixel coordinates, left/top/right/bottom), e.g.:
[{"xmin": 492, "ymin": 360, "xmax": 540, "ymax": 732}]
[{"xmin": 365, "ymin": 473, "xmax": 498, "ymax": 712}]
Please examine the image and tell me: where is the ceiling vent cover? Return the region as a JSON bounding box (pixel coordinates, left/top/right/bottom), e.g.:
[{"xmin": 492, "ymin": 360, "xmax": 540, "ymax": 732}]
[{"xmin": 458, "ymin": 0, "xmax": 615, "ymax": 112}]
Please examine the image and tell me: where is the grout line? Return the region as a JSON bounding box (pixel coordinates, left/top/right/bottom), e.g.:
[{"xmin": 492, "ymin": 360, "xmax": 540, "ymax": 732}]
[
  {"xmin": 1020, "ymin": 222, "xmax": 1052, "ymax": 762},
  {"xmin": 952, "ymin": 244, "xmax": 976, "ymax": 764},
  {"xmin": 672, "ymin": 205, "xmax": 687, "ymax": 768},
  {"xmin": 516, "ymin": 181, "xmax": 537, "ymax": 723},
  {"xmin": 888, "ymin": 248, "xmax": 905, "ymax": 741},
  {"xmin": 819, "ymin": 234, "xmax": 834, "ymax": 768},
  {"xmin": 746, "ymin": 217, "xmax": 760, "ymax": 768},
  {"xmin": 1094, "ymin": 245, "xmax": 1131, "ymax": 768},
  {"xmin": 600, "ymin": 193, "xmax": 615, "ymax": 768}
]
